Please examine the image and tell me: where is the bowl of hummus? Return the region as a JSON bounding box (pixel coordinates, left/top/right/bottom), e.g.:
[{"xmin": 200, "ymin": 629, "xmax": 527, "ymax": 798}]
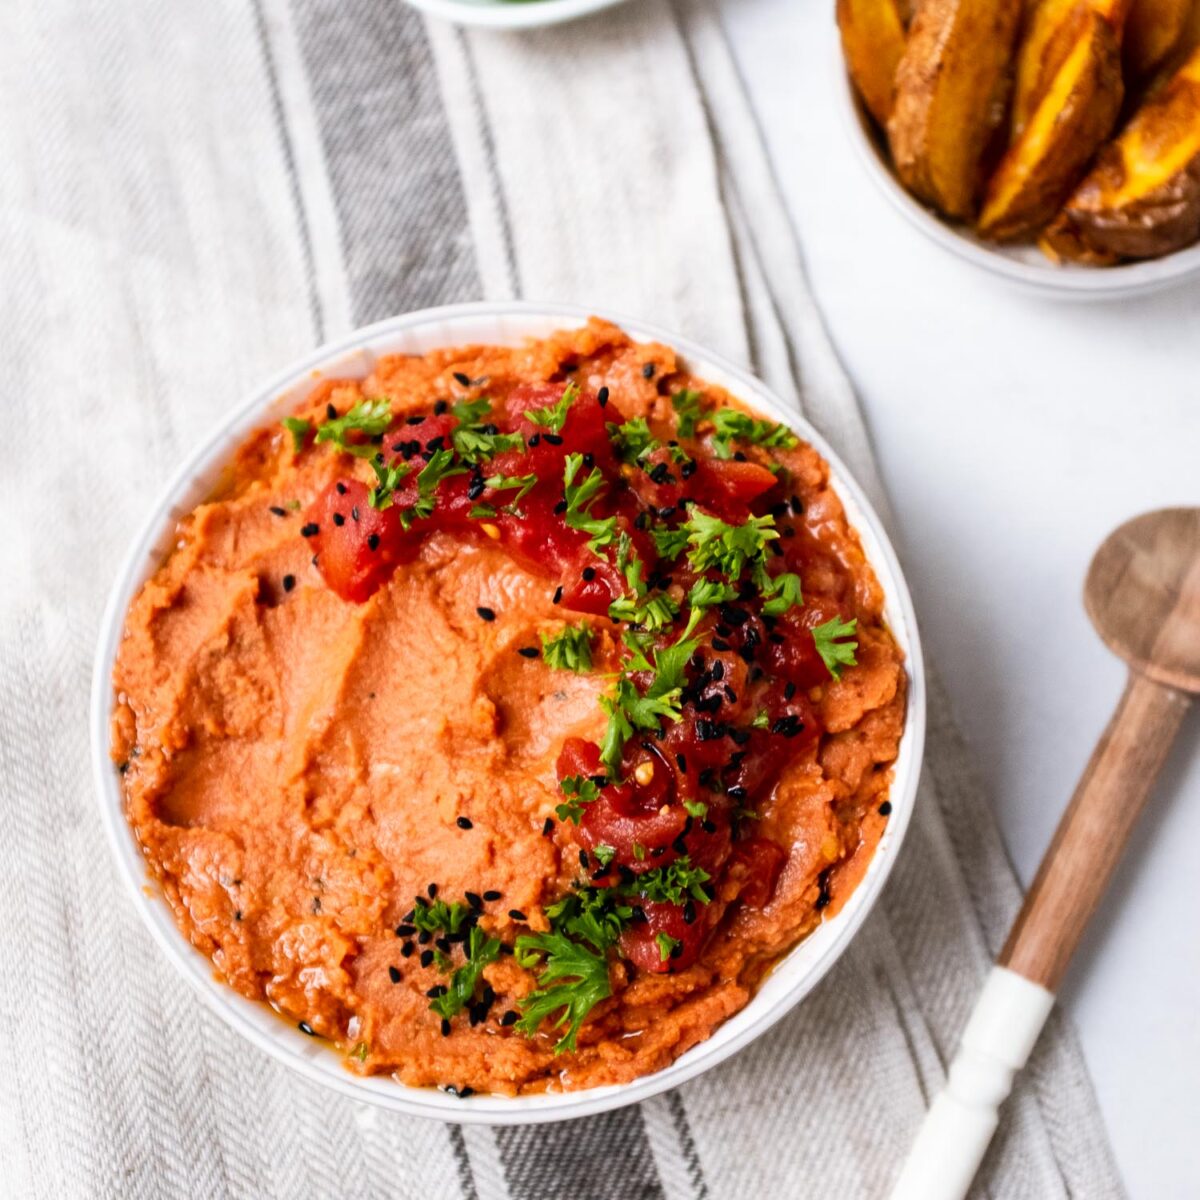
[{"xmin": 92, "ymin": 302, "xmax": 925, "ymax": 1123}]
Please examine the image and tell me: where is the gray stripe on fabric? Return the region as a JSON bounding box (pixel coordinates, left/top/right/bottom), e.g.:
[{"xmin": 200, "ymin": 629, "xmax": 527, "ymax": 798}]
[
  {"xmin": 456, "ymin": 27, "xmax": 522, "ymax": 301},
  {"xmin": 290, "ymin": 0, "xmax": 480, "ymax": 324},
  {"xmin": 496, "ymin": 1109, "xmax": 666, "ymax": 1200},
  {"xmin": 251, "ymin": 0, "xmax": 325, "ymax": 343},
  {"xmin": 665, "ymin": 1093, "xmax": 709, "ymax": 1200},
  {"xmin": 449, "ymin": 1124, "xmax": 482, "ymax": 1200}
]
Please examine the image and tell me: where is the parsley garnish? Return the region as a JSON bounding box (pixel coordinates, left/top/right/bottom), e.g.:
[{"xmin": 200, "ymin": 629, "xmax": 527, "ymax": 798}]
[
  {"xmin": 655, "ymin": 932, "xmax": 680, "ymax": 962},
  {"xmin": 651, "ymin": 524, "xmax": 690, "ymax": 560},
  {"xmin": 401, "ymin": 448, "xmax": 467, "ymax": 528},
  {"xmin": 686, "ymin": 576, "xmax": 737, "ymax": 613},
  {"xmin": 556, "ymin": 774, "xmax": 602, "ymax": 824},
  {"xmin": 525, "ymin": 382, "xmax": 579, "ymax": 434},
  {"xmin": 514, "ymin": 930, "xmax": 612, "ymax": 1054},
  {"xmin": 367, "ymin": 457, "xmax": 411, "ymax": 510},
  {"xmin": 811, "ymin": 616, "xmax": 859, "ymax": 680},
  {"xmin": 429, "ymin": 924, "xmax": 502, "ymax": 1020},
  {"xmin": 541, "ymin": 623, "xmax": 593, "ymax": 673},
  {"xmin": 282, "ymin": 416, "xmax": 312, "ymax": 453},
  {"xmin": 709, "ymin": 409, "xmax": 798, "ymax": 460},
  {"xmin": 484, "ymin": 472, "xmax": 537, "ymax": 514},
  {"xmin": 451, "ymin": 397, "xmax": 524, "ymax": 463},
  {"xmin": 609, "ymin": 532, "xmax": 679, "ymax": 630},
  {"xmin": 760, "ymin": 571, "xmax": 803, "ymax": 616},
  {"xmin": 563, "ymin": 453, "xmax": 617, "ymax": 553},
  {"xmin": 671, "ymin": 389, "xmax": 706, "ymax": 438},
  {"xmin": 451, "ymin": 397, "xmax": 491, "ymax": 425},
  {"xmin": 608, "ymin": 416, "xmax": 657, "ymax": 464},
  {"xmin": 629, "ymin": 857, "xmax": 711, "ymax": 905},
  {"xmin": 685, "ymin": 511, "xmax": 778, "ymax": 580},
  {"xmin": 683, "ymin": 798, "xmax": 708, "ymax": 819},
  {"xmin": 315, "ymin": 398, "xmax": 393, "ymax": 457},
  {"xmin": 412, "ymin": 896, "xmax": 472, "ymax": 936}
]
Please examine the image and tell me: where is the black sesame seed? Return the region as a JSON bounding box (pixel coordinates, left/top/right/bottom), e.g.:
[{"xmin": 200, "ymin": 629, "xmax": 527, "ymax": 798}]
[
  {"xmin": 553, "ymin": 498, "xmax": 568, "ymax": 515},
  {"xmin": 351, "ymin": 506, "xmax": 360, "ymax": 522},
  {"xmin": 701, "ymin": 819, "xmax": 717, "ymax": 834},
  {"xmin": 683, "ymin": 900, "xmax": 697, "ymax": 925},
  {"xmin": 406, "ymin": 415, "xmax": 426, "ymax": 426},
  {"xmin": 552, "ymin": 586, "xmax": 563, "ymax": 605},
  {"xmin": 542, "ymin": 817, "xmax": 554, "ymax": 836},
  {"xmin": 426, "ymin": 984, "xmax": 447, "ymax": 999},
  {"xmin": 401, "ymin": 941, "xmax": 415, "ymax": 958},
  {"xmin": 734, "ymin": 451, "xmax": 747, "ymax": 462},
  {"xmin": 441, "ymin": 1019, "xmax": 451, "ymax": 1037},
  {"xmin": 465, "ymin": 892, "xmax": 482, "ymax": 911},
  {"xmin": 483, "ymin": 889, "xmax": 502, "ymax": 901},
  {"xmin": 681, "ymin": 460, "xmax": 697, "ymax": 479},
  {"xmin": 420, "ymin": 949, "xmax": 434, "ymax": 967},
  {"xmin": 325, "ymin": 403, "xmax": 338, "ymax": 420},
  {"xmin": 476, "ymin": 606, "xmax": 496, "ymax": 622},
  {"xmin": 508, "ymin": 909, "xmax": 527, "ymax": 922},
  {"xmin": 300, "ymin": 522, "xmax": 319, "ymax": 538},
  {"xmin": 651, "ymin": 847, "xmax": 666, "ymax": 859},
  {"xmin": 578, "ymin": 850, "xmax": 589, "ymax": 869},
  {"xmin": 467, "ymin": 475, "xmax": 485, "ymax": 500},
  {"xmin": 234, "ymin": 909, "xmax": 242, "ymax": 921},
  {"xmin": 453, "ymin": 372, "xmax": 471, "ymax": 387},
  {"xmin": 815, "ymin": 870, "xmax": 833, "ymax": 911},
  {"xmin": 528, "ymin": 434, "xmax": 541, "ymax": 447},
  {"xmin": 332, "ymin": 512, "xmax": 345, "ymax": 526},
  {"xmin": 335, "ymin": 481, "xmax": 348, "ymax": 495},
  {"xmin": 282, "ymin": 574, "xmax": 296, "ymax": 592},
  {"xmin": 367, "ymin": 533, "xmax": 380, "ymax": 551},
  {"xmin": 500, "ymin": 1010, "xmax": 519, "ymax": 1027},
  {"xmin": 428, "ymin": 883, "xmax": 439, "ymax": 898},
  {"xmin": 518, "ymin": 646, "xmax": 539, "ymax": 659},
  {"xmin": 597, "ymin": 386, "xmax": 610, "ymax": 407},
  {"xmin": 434, "ymin": 399, "xmax": 449, "ymax": 415},
  {"xmin": 784, "ymin": 681, "xmax": 796, "ymax": 700},
  {"xmin": 642, "ymin": 363, "xmax": 656, "ymax": 379},
  {"xmin": 582, "ymin": 453, "xmax": 595, "ymax": 469},
  {"xmin": 457, "ymin": 816, "xmax": 474, "ymax": 830},
  {"xmin": 388, "ymin": 966, "xmax": 402, "ymax": 983},
  {"xmin": 582, "ymin": 566, "xmax": 596, "ymax": 581},
  {"xmin": 790, "ymin": 494, "xmax": 804, "ymax": 515},
  {"xmin": 395, "ymin": 923, "xmax": 415, "ymax": 937},
  {"xmin": 727, "ymin": 785, "xmax": 748, "ymax": 800},
  {"xmin": 543, "ymin": 433, "xmax": 564, "ymax": 446},
  {"xmin": 298, "ymin": 1021, "xmax": 316, "ymax": 1037},
  {"xmin": 675, "ymin": 753, "xmax": 688, "ymax": 772},
  {"xmin": 269, "ymin": 505, "xmax": 287, "ymax": 517},
  {"xmin": 879, "ymin": 801, "xmax": 893, "ymax": 816},
  {"xmin": 418, "ymin": 930, "xmax": 431, "ymax": 945}
]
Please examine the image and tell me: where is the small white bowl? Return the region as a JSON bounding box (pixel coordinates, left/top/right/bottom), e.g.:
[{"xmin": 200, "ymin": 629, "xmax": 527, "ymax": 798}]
[
  {"xmin": 833, "ymin": 52, "xmax": 1200, "ymax": 300},
  {"xmin": 91, "ymin": 301, "xmax": 926, "ymax": 1124},
  {"xmin": 401, "ymin": 0, "xmax": 632, "ymax": 30}
]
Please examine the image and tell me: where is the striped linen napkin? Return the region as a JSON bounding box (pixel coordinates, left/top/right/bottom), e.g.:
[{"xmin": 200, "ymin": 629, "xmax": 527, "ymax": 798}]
[{"xmin": 0, "ymin": 1, "xmax": 1124, "ymax": 1197}]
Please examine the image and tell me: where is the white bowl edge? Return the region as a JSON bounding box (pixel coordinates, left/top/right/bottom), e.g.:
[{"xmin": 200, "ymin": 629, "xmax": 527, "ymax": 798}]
[
  {"xmin": 90, "ymin": 299, "xmax": 927, "ymax": 1125},
  {"xmin": 830, "ymin": 38, "xmax": 1200, "ymax": 300},
  {"xmin": 401, "ymin": 0, "xmax": 631, "ymax": 31}
]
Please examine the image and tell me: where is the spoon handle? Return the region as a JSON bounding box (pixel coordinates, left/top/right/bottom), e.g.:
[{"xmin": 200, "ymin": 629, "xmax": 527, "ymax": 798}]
[{"xmin": 890, "ymin": 671, "xmax": 1190, "ymax": 1200}]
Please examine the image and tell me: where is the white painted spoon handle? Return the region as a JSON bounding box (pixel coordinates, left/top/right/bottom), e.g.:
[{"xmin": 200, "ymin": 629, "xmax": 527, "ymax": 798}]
[{"xmin": 888, "ymin": 966, "xmax": 1055, "ymax": 1200}]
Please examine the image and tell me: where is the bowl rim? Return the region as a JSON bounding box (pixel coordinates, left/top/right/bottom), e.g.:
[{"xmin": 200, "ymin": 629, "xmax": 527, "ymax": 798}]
[
  {"xmin": 400, "ymin": 0, "xmax": 631, "ymax": 30},
  {"xmin": 90, "ymin": 299, "xmax": 926, "ymax": 1125},
  {"xmin": 830, "ymin": 43, "xmax": 1200, "ymax": 299}
]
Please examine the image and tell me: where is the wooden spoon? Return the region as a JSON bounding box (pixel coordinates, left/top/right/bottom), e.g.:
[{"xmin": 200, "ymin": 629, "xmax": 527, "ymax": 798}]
[{"xmin": 890, "ymin": 508, "xmax": 1200, "ymax": 1200}]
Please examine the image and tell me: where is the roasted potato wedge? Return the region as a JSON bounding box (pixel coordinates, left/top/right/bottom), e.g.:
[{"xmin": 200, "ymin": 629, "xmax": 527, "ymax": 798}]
[
  {"xmin": 1045, "ymin": 45, "xmax": 1200, "ymax": 258},
  {"xmin": 888, "ymin": 0, "xmax": 1025, "ymax": 218},
  {"xmin": 838, "ymin": 0, "xmax": 908, "ymax": 125},
  {"xmin": 1012, "ymin": 0, "xmax": 1082, "ymax": 137},
  {"xmin": 1125, "ymin": 0, "xmax": 1193, "ymax": 75},
  {"xmin": 980, "ymin": 5, "xmax": 1125, "ymax": 239}
]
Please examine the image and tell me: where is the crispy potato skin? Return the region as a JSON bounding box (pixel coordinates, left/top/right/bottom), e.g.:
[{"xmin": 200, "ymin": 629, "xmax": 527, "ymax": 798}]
[
  {"xmin": 1012, "ymin": 0, "xmax": 1081, "ymax": 137},
  {"xmin": 838, "ymin": 0, "xmax": 908, "ymax": 125},
  {"xmin": 1051, "ymin": 46, "xmax": 1200, "ymax": 257},
  {"xmin": 887, "ymin": 0, "xmax": 1025, "ymax": 218},
  {"xmin": 980, "ymin": 7, "xmax": 1125, "ymax": 239},
  {"xmin": 1125, "ymin": 0, "xmax": 1193, "ymax": 75}
]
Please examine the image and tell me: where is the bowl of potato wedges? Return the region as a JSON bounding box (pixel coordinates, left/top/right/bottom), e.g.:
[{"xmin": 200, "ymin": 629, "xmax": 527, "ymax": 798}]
[{"xmin": 836, "ymin": 0, "xmax": 1200, "ymax": 295}]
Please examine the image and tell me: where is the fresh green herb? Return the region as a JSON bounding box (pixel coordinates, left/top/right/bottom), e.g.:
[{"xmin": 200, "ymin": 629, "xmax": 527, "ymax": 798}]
[
  {"xmin": 563, "ymin": 453, "xmax": 617, "ymax": 552},
  {"xmin": 544, "ymin": 887, "xmax": 631, "ymax": 951},
  {"xmin": 514, "ymin": 930, "xmax": 612, "ymax": 1054},
  {"xmin": 367, "ymin": 457, "xmax": 411, "ymax": 511},
  {"xmin": 651, "ymin": 524, "xmax": 691, "ymax": 561},
  {"xmin": 683, "ymin": 798, "xmax": 708, "ymax": 819},
  {"xmin": 315, "ymin": 398, "xmax": 393, "ymax": 457},
  {"xmin": 429, "ymin": 924, "xmax": 502, "ymax": 1020},
  {"xmin": 751, "ymin": 709, "xmax": 770, "ymax": 730},
  {"xmin": 412, "ymin": 896, "xmax": 472, "ymax": 936},
  {"xmin": 484, "ymin": 472, "xmax": 537, "ymax": 513},
  {"xmin": 633, "ymin": 842, "xmax": 646, "ymax": 862},
  {"xmin": 671, "ymin": 389, "xmax": 706, "ymax": 438},
  {"xmin": 401, "ymin": 448, "xmax": 468, "ymax": 528},
  {"xmin": 709, "ymin": 409, "xmax": 798, "ymax": 460},
  {"xmin": 685, "ymin": 511, "xmax": 778, "ymax": 580},
  {"xmin": 351, "ymin": 1041, "xmax": 369, "ymax": 1063},
  {"xmin": 556, "ymin": 774, "xmax": 602, "ymax": 824},
  {"xmin": 591, "ymin": 844, "xmax": 616, "ymax": 868},
  {"xmin": 686, "ymin": 576, "xmax": 738, "ymax": 614},
  {"xmin": 450, "ymin": 397, "xmax": 524, "ymax": 463},
  {"xmin": 811, "ymin": 616, "xmax": 859, "ymax": 680},
  {"xmin": 451, "ymin": 397, "xmax": 492, "ymax": 425},
  {"xmin": 469, "ymin": 503, "xmax": 497, "ymax": 519},
  {"xmin": 629, "ymin": 857, "xmax": 712, "ymax": 905},
  {"xmin": 541, "ymin": 623, "xmax": 593, "ymax": 673},
  {"xmin": 285, "ymin": 499, "xmax": 302, "ymax": 511},
  {"xmin": 655, "ymin": 932, "xmax": 680, "ymax": 962},
  {"xmin": 608, "ymin": 592, "xmax": 679, "ymax": 631},
  {"xmin": 282, "ymin": 416, "xmax": 312, "ymax": 453},
  {"xmin": 607, "ymin": 416, "xmax": 658, "ymax": 464},
  {"xmin": 525, "ymin": 382, "xmax": 579, "ymax": 434},
  {"xmin": 759, "ymin": 571, "xmax": 803, "ymax": 616}
]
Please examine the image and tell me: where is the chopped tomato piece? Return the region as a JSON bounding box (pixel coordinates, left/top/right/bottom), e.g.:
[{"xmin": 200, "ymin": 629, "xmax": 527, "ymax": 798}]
[
  {"xmin": 729, "ymin": 837, "xmax": 788, "ymax": 908},
  {"xmin": 304, "ymin": 479, "xmax": 413, "ymax": 603},
  {"xmin": 620, "ymin": 900, "xmax": 708, "ymax": 973}
]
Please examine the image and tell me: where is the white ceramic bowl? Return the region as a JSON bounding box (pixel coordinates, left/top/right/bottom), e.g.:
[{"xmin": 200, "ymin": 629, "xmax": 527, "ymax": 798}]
[
  {"xmin": 401, "ymin": 0, "xmax": 632, "ymax": 30},
  {"xmin": 833, "ymin": 50, "xmax": 1200, "ymax": 300},
  {"xmin": 91, "ymin": 301, "xmax": 926, "ymax": 1124}
]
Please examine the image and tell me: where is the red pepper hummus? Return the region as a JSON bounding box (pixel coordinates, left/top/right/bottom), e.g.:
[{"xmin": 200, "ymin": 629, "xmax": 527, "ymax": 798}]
[{"xmin": 111, "ymin": 319, "xmax": 906, "ymax": 1095}]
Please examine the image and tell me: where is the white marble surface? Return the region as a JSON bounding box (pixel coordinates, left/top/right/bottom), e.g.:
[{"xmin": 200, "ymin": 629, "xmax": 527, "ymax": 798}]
[{"xmin": 718, "ymin": 2, "xmax": 1200, "ymax": 1196}]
